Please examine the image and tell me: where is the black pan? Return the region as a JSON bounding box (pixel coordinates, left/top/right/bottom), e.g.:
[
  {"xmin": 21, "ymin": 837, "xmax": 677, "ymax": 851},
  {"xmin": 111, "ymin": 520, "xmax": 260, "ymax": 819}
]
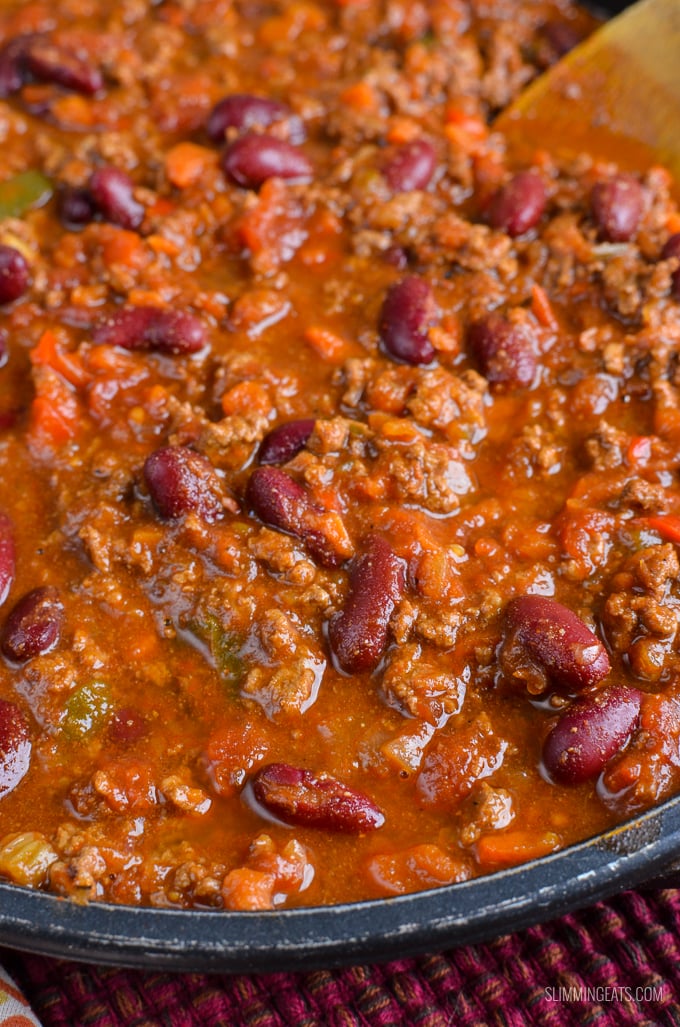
[
  {"xmin": 1, "ymin": 792, "xmax": 679, "ymax": 973},
  {"xmin": 1, "ymin": 0, "xmax": 672, "ymax": 974}
]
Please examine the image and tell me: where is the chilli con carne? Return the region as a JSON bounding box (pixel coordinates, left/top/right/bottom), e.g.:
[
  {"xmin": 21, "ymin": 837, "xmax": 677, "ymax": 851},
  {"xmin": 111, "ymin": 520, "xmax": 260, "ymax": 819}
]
[{"xmin": 0, "ymin": 0, "xmax": 678, "ymax": 911}]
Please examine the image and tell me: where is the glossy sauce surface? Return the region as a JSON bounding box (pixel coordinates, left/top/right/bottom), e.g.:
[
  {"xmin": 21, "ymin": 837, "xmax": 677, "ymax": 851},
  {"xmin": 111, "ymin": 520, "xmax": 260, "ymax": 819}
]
[{"xmin": 0, "ymin": 0, "xmax": 679, "ymax": 911}]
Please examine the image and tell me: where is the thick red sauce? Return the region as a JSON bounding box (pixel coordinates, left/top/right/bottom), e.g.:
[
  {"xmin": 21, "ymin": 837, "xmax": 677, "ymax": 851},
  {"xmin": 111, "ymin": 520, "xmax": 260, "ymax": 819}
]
[{"xmin": 0, "ymin": 1, "xmax": 679, "ymax": 911}]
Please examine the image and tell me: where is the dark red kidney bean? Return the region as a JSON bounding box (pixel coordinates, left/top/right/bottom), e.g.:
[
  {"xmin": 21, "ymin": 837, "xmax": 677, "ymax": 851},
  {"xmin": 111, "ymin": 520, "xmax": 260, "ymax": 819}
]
[
  {"xmin": 144, "ymin": 445, "xmax": 224, "ymax": 523},
  {"xmin": 329, "ymin": 535, "xmax": 405, "ymax": 675},
  {"xmin": 383, "ymin": 245, "xmax": 409, "ymax": 269},
  {"xmin": 379, "ymin": 276, "xmax": 436, "ymax": 366},
  {"xmin": 0, "ymin": 245, "xmax": 30, "ymax": 305},
  {"xmin": 467, "ymin": 313, "xmax": 536, "ymax": 388},
  {"xmin": 57, "ymin": 185, "xmax": 96, "ymax": 229},
  {"xmin": 258, "ymin": 419, "xmax": 315, "ymax": 465},
  {"xmin": 539, "ymin": 20, "xmax": 583, "ymax": 57},
  {"xmin": 382, "ymin": 139, "xmax": 437, "ymax": 193},
  {"xmin": 0, "ymin": 36, "xmax": 31, "ymax": 97},
  {"xmin": 0, "ymin": 698, "xmax": 30, "ymax": 799},
  {"xmin": 487, "ymin": 171, "xmax": 547, "ymax": 237},
  {"xmin": 220, "ymin": 133, "xmax": 312, "ymax": 189},
  {"xmin": 246, "ymin": 466, "xmax": 346, "ymax": 568},
  {"xmin": 247, "ymin": 466, "xmax": 306, "ymax": 535},
  {"xmin": 108, "ymin": 707, "xmax": 148, "ymax": 746},
  {"xmin": 93, "ymin": 306, "xmax": 207, "ymax": 355},
  {"xmin": 24, "ymin": 39, "xmax": 103, "ymax": 95},
  {"xmin": 505, "ymin": 595, "xmax": 610, "ymax": 692},
  {"xmin": 207, "ymin": 94, "xmax": 298, "ymax": 142},
  {"xmin": 0, "ymin": 513, "xmax": 15, "ymax": 608},
  {"xmin": 661, "ymin": 233, "xmax": 680, "ymax": 299},
  {"xmin": 590, "ymin": 175, "xmax": 643, "ymax": 243},
  {"xmin": 251, "ymin": 762, "xmax": 385, "ymax": 833},
  {"xmin": 89, "ymin": 167, "xmax": 144, "ymax": 231},
  {"xmin": 543, "ymin": 686, "xmax": 641, "ymax": 785},
  {"xmin": 1, "ymin": 586, "xmax": 64, "ymax": 663}
]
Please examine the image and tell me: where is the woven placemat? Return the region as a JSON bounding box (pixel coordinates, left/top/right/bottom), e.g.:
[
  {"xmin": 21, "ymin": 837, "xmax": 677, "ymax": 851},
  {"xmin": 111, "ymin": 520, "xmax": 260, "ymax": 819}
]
[{"xmin": 3, "ymin": 889, "xmax": 680, "ymax": 1026}]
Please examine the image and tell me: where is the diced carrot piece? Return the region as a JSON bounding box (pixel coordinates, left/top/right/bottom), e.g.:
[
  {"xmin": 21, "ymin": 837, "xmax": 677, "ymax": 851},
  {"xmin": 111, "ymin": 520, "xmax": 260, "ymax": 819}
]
[
  {"xmin": 221, "ymin": 380, "xmax": 272, "ymax": 417},
  {"xmin": 304, "ymin": 325, "xmax": 357, "ymax": 363},
  {"xmin": 475, "ymin": 830, "xmax": 560, "ymax": 868},
  {"xmin": 85, "ymin": 344, "xmax": 139, "ymax": 376},
  {"xmin": 99, "ymin": 226, "xmax": 148, "ymax": 270},
  {"xmin": 27, "ymin": 367, "xmax": 81, "ymax": 455},
  {"xmin": 377, "ymin": 416, "xmax": 422, "ymax": 443},
  {"xmin": 626, "ymin": 435, "xmax": 652, "ymax": 467},
  {"xmin": 30, "ymin": 330, "xmax": 91, "ymax": 388},
  {"xmin": 445, "ymin": 107, "xmax": 488, "ymax": 138},
  {"xmin": 126, "ymin": 289, "xmax": 167, "ymax": 308},
  {"xmin": 386, "ymin": 117, "xmax": 421, "ymax": 144},
  {"xmin": 644, "ymin": 514, "xmax": 680, "ymax": 544},
  {"xmin": 165, "ymin": 142, "xmax": 216, "ymax": 189},
  {"xmin": 147, "ymin": 197, "xmax": 175, "ymax": 218},
  {"xmin": 28, "ymin": 396, "xmax": 77, "ymax": 449},
  {"xmin": 222, "ymin": 867, "xmax": 275, "ymax": 910},
  {"xmin": 146, "ymin": 234, "xmax": 181, "ymax": 257},
  {"xmin": 340, "ymin": 81, "xmax": 379, "ymax": 112},
  {"xmin": 429, "ymin": 315, "xmax": 461, "ymax": 354},
  {"xmin": 50, "ymin": 93, "xmax": 95, "ymax": 129},
  {"xmin": 531, "ymin": 284, "xmax": 558, "ymax": 331},
  {"xmin": 474, "ymin": 537, "xmax": 500, "ymax": 559},
  {"xmin": 666, "ymin": 211, "xmax": 680, "ymax": 235}
]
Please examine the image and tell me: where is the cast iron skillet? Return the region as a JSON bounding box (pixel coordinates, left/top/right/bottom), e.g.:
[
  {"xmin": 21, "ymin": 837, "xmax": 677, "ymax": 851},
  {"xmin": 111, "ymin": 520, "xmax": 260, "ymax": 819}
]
[
  {"xmin": 1, "ymin": 793, "xmax": 680, "ymax": 973},
  {"xmin": 1, "ymin": 0, "xmax": 676, "ymax": 973}
]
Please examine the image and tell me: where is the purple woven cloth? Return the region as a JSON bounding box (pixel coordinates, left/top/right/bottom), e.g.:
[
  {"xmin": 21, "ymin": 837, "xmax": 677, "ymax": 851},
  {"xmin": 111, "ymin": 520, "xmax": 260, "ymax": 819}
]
[{"xmin": 3, "ymin": 889, "xmax": 680, "ymax": 1026}]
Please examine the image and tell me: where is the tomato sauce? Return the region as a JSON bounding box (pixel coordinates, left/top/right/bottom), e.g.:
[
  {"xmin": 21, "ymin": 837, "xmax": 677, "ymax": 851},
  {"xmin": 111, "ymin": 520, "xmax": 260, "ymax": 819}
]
[{"xmin": 0, "ymin": 0, "xmax": 679, "ymax": 911}]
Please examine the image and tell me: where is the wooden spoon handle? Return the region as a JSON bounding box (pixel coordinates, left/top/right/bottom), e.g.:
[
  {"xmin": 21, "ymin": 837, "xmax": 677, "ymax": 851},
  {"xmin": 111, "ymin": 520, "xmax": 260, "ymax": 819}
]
[{"xmin": 497, "ymin": 0, "xmax": 680, "ymax": 181}]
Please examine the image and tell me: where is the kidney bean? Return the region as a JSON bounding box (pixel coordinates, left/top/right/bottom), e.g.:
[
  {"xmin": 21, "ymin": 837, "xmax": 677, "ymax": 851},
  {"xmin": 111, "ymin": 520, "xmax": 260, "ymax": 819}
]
[
  {"xmin": 0, "ymin": 698, "xmax": 30, "ymax": 799},
  {"xmin": 0, "ymin": 37, "xmax": 30, "ymax": 97},
  {"xmin": 93, "ymin": 306, "xmax": 207, "ymax": 355},
  {"xmin": 246, "ymin": 466, "xmax": 349, "ymax": 568},
  {"xmin": 383, "ymin": 245, "xmax": 409, "ymax": 269},
  {"xmin": 220, "ymin": 133, "xmax": 312, "ymax": 189},
  {"xmin": 379, "ymin": 276, "xmax": 436, "ymax": 366},
  {"xmin": 24, "ymin": 39, "xmax": 103, "ymax": 95},
  {"xmin": 251, "ymin": 762, "xmax": 385, "ymax": 832},
  {"xmin": 329, "ymin": 535, "xmax": 405, "ymax": 674},
  {"xmin": 467, "ymin": 313, "xmax": 536, "ymax": 388},
  {"xmin": 590, "ymin": 175, "xmax": 643, "ymax": 242},
  {"xmin": 258, "ymin": 419, "xmax": 315, "ymax": 465},
  {"xmin": 247, "ymin": 466, "xmax": 306, "ymax": 531},
  {"xmin": 505, "ymin": 595, "xmax": 610, "ymax": 693},
  {"xmin": 144, "ymin": 445, "xmax": 225, "ymax": 523},
  {"xmin": 207, "ymin": 94, "xmax": 298, "ymax": 142},
  {"xmin": 543, "ymin": 685, "xmax": 641, "ymax": 785},
  {"xmin": 0, "ymin": 245, "xmax": 30, "ymax": 305},
  {"xmin": 0, "ymin": 513, "xmax": 15, "ymax": 608},
  {"xmin": 382, "ymin": 139, "xmax": 437, "ymax": 193},
  {"xmin": 57, "ymin": 185, "xmax": 96, "ymax": 229},
  {"xmin": 89, "ymin": 167, "xmax": 144, "ymax": 231},
  {"xmin": 487, "ymin": 171, "xmax": 547, "ymax": 237},
  {"xmin": 661, "ymin": 233, "xmax": 680, "ymax": 299},
  {"xmin": 539, "ymin": 20, "xmax": 583, "ymax": 57},
  {"xmin": 2, "ymin": 586, "xmax": 64, "ymax": 663},
  {"xmin": 108, "ymin": 707, "xmax": 148, "ymax": 746}
]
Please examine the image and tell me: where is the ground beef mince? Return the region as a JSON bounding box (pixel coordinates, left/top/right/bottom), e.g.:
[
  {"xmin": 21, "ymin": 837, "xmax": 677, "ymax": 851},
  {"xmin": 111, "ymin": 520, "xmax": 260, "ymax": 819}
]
[{"xmin": 0, "ymin": 0, "xmax": 679, "ymax": 912}]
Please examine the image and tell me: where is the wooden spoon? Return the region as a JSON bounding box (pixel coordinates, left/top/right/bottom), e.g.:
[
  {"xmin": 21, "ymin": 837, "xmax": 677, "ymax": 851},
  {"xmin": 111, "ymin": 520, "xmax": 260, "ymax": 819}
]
[{"xmin": 496, "ymin": 0, "xmax": 680, "ymax": 181}]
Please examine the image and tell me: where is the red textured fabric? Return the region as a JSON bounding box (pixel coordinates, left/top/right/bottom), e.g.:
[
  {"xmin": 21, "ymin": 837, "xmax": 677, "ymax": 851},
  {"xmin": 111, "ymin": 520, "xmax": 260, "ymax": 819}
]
[{"xmin": 3, "ymin": 889, "xmax": 680, "ymax": 1027}]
